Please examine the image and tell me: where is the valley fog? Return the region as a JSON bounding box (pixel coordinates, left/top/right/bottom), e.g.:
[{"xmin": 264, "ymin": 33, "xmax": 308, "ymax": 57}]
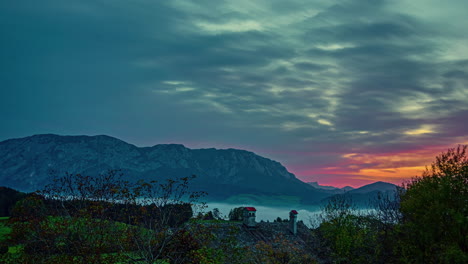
[
  {"xmin": 201, "ymin": 202, "xmax": 377, "ymax": 228},
  {"xmin": 202, "ymin": 202, "xmax": 322, "ymax": 227}
]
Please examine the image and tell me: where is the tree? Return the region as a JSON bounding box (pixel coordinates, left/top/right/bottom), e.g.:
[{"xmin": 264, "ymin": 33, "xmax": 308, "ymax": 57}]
[
  {"xmin": 212, "ymin": 208, "xmax": 223, "ymax": 220},
  {"xmin": 228, "ymin": 207, "xmax": 244, "ymax": 221},
  {"xmin": 399, "ymin": 145, "xmax": 468, "ymax": 263},
  {"xmin": 0, "ymin": 187, "xmax": 27, "ymax": 217},
  {"xmin": 370, "ymin": 190, "xmax": 404, "ymax": 263},
  {"xmin": 317, "ymin": 194, "xmax": 380, "ymax": 264},
  {"xmin": 6, "ymin": 170, "xmax": 206, "ymax": 264},
  {"xmin": 251, "ymin": 235, "xmax": 317, "ymax": 264}
]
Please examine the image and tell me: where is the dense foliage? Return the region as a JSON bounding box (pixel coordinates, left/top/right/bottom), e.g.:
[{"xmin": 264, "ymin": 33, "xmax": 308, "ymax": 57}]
[
  {"xmin": 2, "ymin": 171, "xmax": 205, "ymax": 263},
  {"xmin": 317, "ymin": 145, "xmax": 468, "ymax": 264},
  {"xmin": 0, "ymin": 187, "xmax": 27, "ymax": 217},
  {"xmin": 228, "ymin": 207, "xmax": 244, "ymax": 221},
  {"xmin": 398, "ymin": 145, "xmax": 468, "ymax": 263}
]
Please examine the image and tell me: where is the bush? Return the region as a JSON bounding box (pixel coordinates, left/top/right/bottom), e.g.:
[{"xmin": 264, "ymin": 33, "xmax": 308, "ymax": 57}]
[
  {"xmin": 398, "ymin": 145, "xmax": 468, "ymax": 263},
  {"xmin": 7, "ymin": 171, "xmax": 206, "ymax": 263},
  {"xmin": 0, "ymin": 187, "xmax": 27, "ymax": 217},
  {"xmin": 0, "ymin": 244, "xmax": 8, "ymax": 254}
]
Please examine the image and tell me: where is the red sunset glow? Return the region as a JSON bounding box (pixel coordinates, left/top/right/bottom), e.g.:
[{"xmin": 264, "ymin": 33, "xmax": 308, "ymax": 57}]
[{"xmin": 291, "ymin": 142, "xmax": 468, "ymax": 188}]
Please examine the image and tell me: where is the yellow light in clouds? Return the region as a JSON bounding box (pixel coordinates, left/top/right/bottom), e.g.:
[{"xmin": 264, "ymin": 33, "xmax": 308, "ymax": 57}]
[
  {"xmin": 358, "ymin": 166, "xmax": 426, "ymax": 179},
  {"xmin": 317, "ymin": 119, "xmax": 333, "ymax": 126},
  {"xmin": 342, "ymin": 153, "xmax": 357, "ymax": 158},
  {"xmin": 316, "ymin": 43, "xmax": 355, "ymax": 51},
  {"xmin": 197, "ymin": 20, "xmax": 262, "ymax": 33},
  {"xmin": 404, "ymin": 125, "xmax": 436, "ymax": 135}
]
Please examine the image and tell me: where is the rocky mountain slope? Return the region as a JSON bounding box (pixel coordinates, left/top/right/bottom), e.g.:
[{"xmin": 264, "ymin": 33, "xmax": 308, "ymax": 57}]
[{"xmin": 0, "ymin": 134, "xmax": 331, "ymax": 204}]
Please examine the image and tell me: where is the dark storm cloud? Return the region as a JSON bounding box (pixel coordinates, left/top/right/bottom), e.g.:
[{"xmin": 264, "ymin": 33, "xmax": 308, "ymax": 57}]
[{"xmin": 1, "ymin": 0, "xmax": 467, "ymax": 185}]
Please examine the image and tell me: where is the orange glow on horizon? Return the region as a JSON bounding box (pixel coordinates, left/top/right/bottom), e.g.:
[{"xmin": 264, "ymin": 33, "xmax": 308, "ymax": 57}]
[{"xmin": 296, "ymin": 142, "xmax": 468, "ymax": 188}]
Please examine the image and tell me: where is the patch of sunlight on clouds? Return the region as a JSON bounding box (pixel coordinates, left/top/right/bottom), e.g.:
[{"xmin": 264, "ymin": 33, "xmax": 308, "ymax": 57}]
[
  {"xmin": 281, "ymin": 122, "xmax": 313, "ymax": 131},
  {"xmin": 453, "ymin": 84, "xmax": 468, "ymax": 99},
  {"xmin": 153, "ymin": 81, "xmax": 195, "ymax": 94},
  {"xmin": 440, "ymin": 41, "xmax": 468, "ymax": 61},
  {"xmin": 267, "ymin": 85, "xmax": 288, "ymax": 95},
  {"xmin": 175, "ymin": 87, "xmax": 195, "ymax": 92},
  {"xmin": 342, "ymin": 153, "xmax": 358, "ymax": 158},
  {"xmin": 317, "ymin": 119, "xmax": 333, "ymax": 126},
  {"xmin": 163, "ymin": 80, "xmax": 189, "ymax": 86},
  {"xmin": 404, "ymin": 125, "xmax": 437, "ymax": 135},
  {"xmin": 400, "ymin": 104, "xmax": 425, "ymax": 113},
  {"xmin": 316, "ymin": 43, "xmax": 356, "ymax": 51},
  {"xmin": 395, "ymin": 94, "xmax": 434, "ymax": 118},
  {"xmin": 358, "ymin": 166, "xmax": 426, "ymax": 179},
  {"xmin": 243, "ymin": 108, "xmax": 269, "ymax": 113},
  {"xmin": 281, "ymin": 122, "xmax": 302, "ymax": 131},
  {"xmin": 197, "ymin": 20, "xmax": 263, "ymax": 33},
  {"xmin": 203, "ymin": 92, "xmax": 218, "ymax": 98},
  {"xmin": 209, "ymin": 101, "xmax": 232, "ymax": 113},
  {"xmin": 274, "ymin": 59, "xmax": 295, "ymax": 68}
]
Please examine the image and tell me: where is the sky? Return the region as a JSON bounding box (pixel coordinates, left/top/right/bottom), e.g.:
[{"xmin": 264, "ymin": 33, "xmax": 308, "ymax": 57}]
[{"xmin": 1, "ymin": 0, "xmax": 468, "ymax": 187}]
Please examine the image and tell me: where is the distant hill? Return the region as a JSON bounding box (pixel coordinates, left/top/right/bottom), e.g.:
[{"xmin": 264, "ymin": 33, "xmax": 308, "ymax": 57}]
[
  {"xmin": 0, "ymin": 134, "xmax": 332, "ymax": 205},
  {"xmin": 307, "ymin": 182, "xmax": 355, "ymax": 193},
  {"xmin": 320, "ymin": 181, "xmax": 399, "ymax": 207},
  {"xmin": 307, "ymin": 182, "xmax": 340, "ymax": 191},
  {"xmin": 348, "ymin": 181, "xmax": 398, "ymax": 194},
  {"xmin": 341, "ymin": 186, "xmax": 354, "ymax": 192}
]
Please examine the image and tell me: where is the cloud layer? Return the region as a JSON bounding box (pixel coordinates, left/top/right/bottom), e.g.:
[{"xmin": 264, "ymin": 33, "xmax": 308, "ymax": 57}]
[{"xmin": 1, "ymin": 0, "xmax": 467, "ymax": 186}]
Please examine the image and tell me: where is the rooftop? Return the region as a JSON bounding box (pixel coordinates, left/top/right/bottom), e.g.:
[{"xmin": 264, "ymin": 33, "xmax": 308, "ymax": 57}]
[{"xmin": 244, "ymin": 207, "xmax": 257, "ymax": 212}]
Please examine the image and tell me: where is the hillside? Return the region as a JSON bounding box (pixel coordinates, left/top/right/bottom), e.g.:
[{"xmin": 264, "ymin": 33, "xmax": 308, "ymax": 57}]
[
  {"xmin": 320, "ymin": 181, "xmax": 399, "ymax": 207},
  {"xmin": 0, "ymin": 134, "xmax": 331, "ymax": 204}
]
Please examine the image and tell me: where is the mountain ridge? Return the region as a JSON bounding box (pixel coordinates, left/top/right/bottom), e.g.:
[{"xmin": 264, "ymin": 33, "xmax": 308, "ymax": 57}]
[
  {"xmin": 0, "ymin": 134, "xmax": 330, "ymax": 204},
  {"xmin": 0, "ymin": 134, "xmax": 398, "ymax": 206}
]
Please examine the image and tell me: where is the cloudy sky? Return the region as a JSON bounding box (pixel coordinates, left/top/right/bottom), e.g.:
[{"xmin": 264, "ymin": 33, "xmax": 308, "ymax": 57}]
[{"xmin": 1, "ymin": 0, "xmax": 467, "ymax": 187}]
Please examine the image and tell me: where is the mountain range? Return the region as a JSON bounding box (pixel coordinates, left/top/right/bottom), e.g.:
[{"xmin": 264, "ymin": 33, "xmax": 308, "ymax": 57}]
[
  {"xmin": 0, "ymin": 134, "xmax": 398, "ymax": 206},
  {"xmin": 307, "ymin": 182, "xmax": 354, "ymax": 192}
]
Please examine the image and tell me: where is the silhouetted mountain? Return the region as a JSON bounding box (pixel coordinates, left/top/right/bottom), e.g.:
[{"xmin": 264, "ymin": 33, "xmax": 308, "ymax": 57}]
[
  {"xmin": 341, "ymin": 186, "xmax": 354, "ymax": 192},
  {"xmin": 348, "ymin": 181, "xmax": 398, "ymax": 194},
  {"xmin": 0, "ymin": 134, "xmax": 332, "ymax": 204},
  {"xmin": 320, "ymin": 181, "xmax": 399, "ymax": 207},
  {"xmin": 307, "ymin": 182, "xmax": 340, "ymax": 191},
  {"xmin": 307, "ymin": 182, "xmax": 355, "ymax": 193}
]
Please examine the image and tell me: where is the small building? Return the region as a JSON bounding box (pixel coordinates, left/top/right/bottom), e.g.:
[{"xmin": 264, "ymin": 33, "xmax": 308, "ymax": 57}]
[
  {"xmin": 243, "ymin": 207, "xmax": 257, "ymax": 227},
  {"xmin": 289, "ymin": 210, "xmax": 298, "ymax": 235}
]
